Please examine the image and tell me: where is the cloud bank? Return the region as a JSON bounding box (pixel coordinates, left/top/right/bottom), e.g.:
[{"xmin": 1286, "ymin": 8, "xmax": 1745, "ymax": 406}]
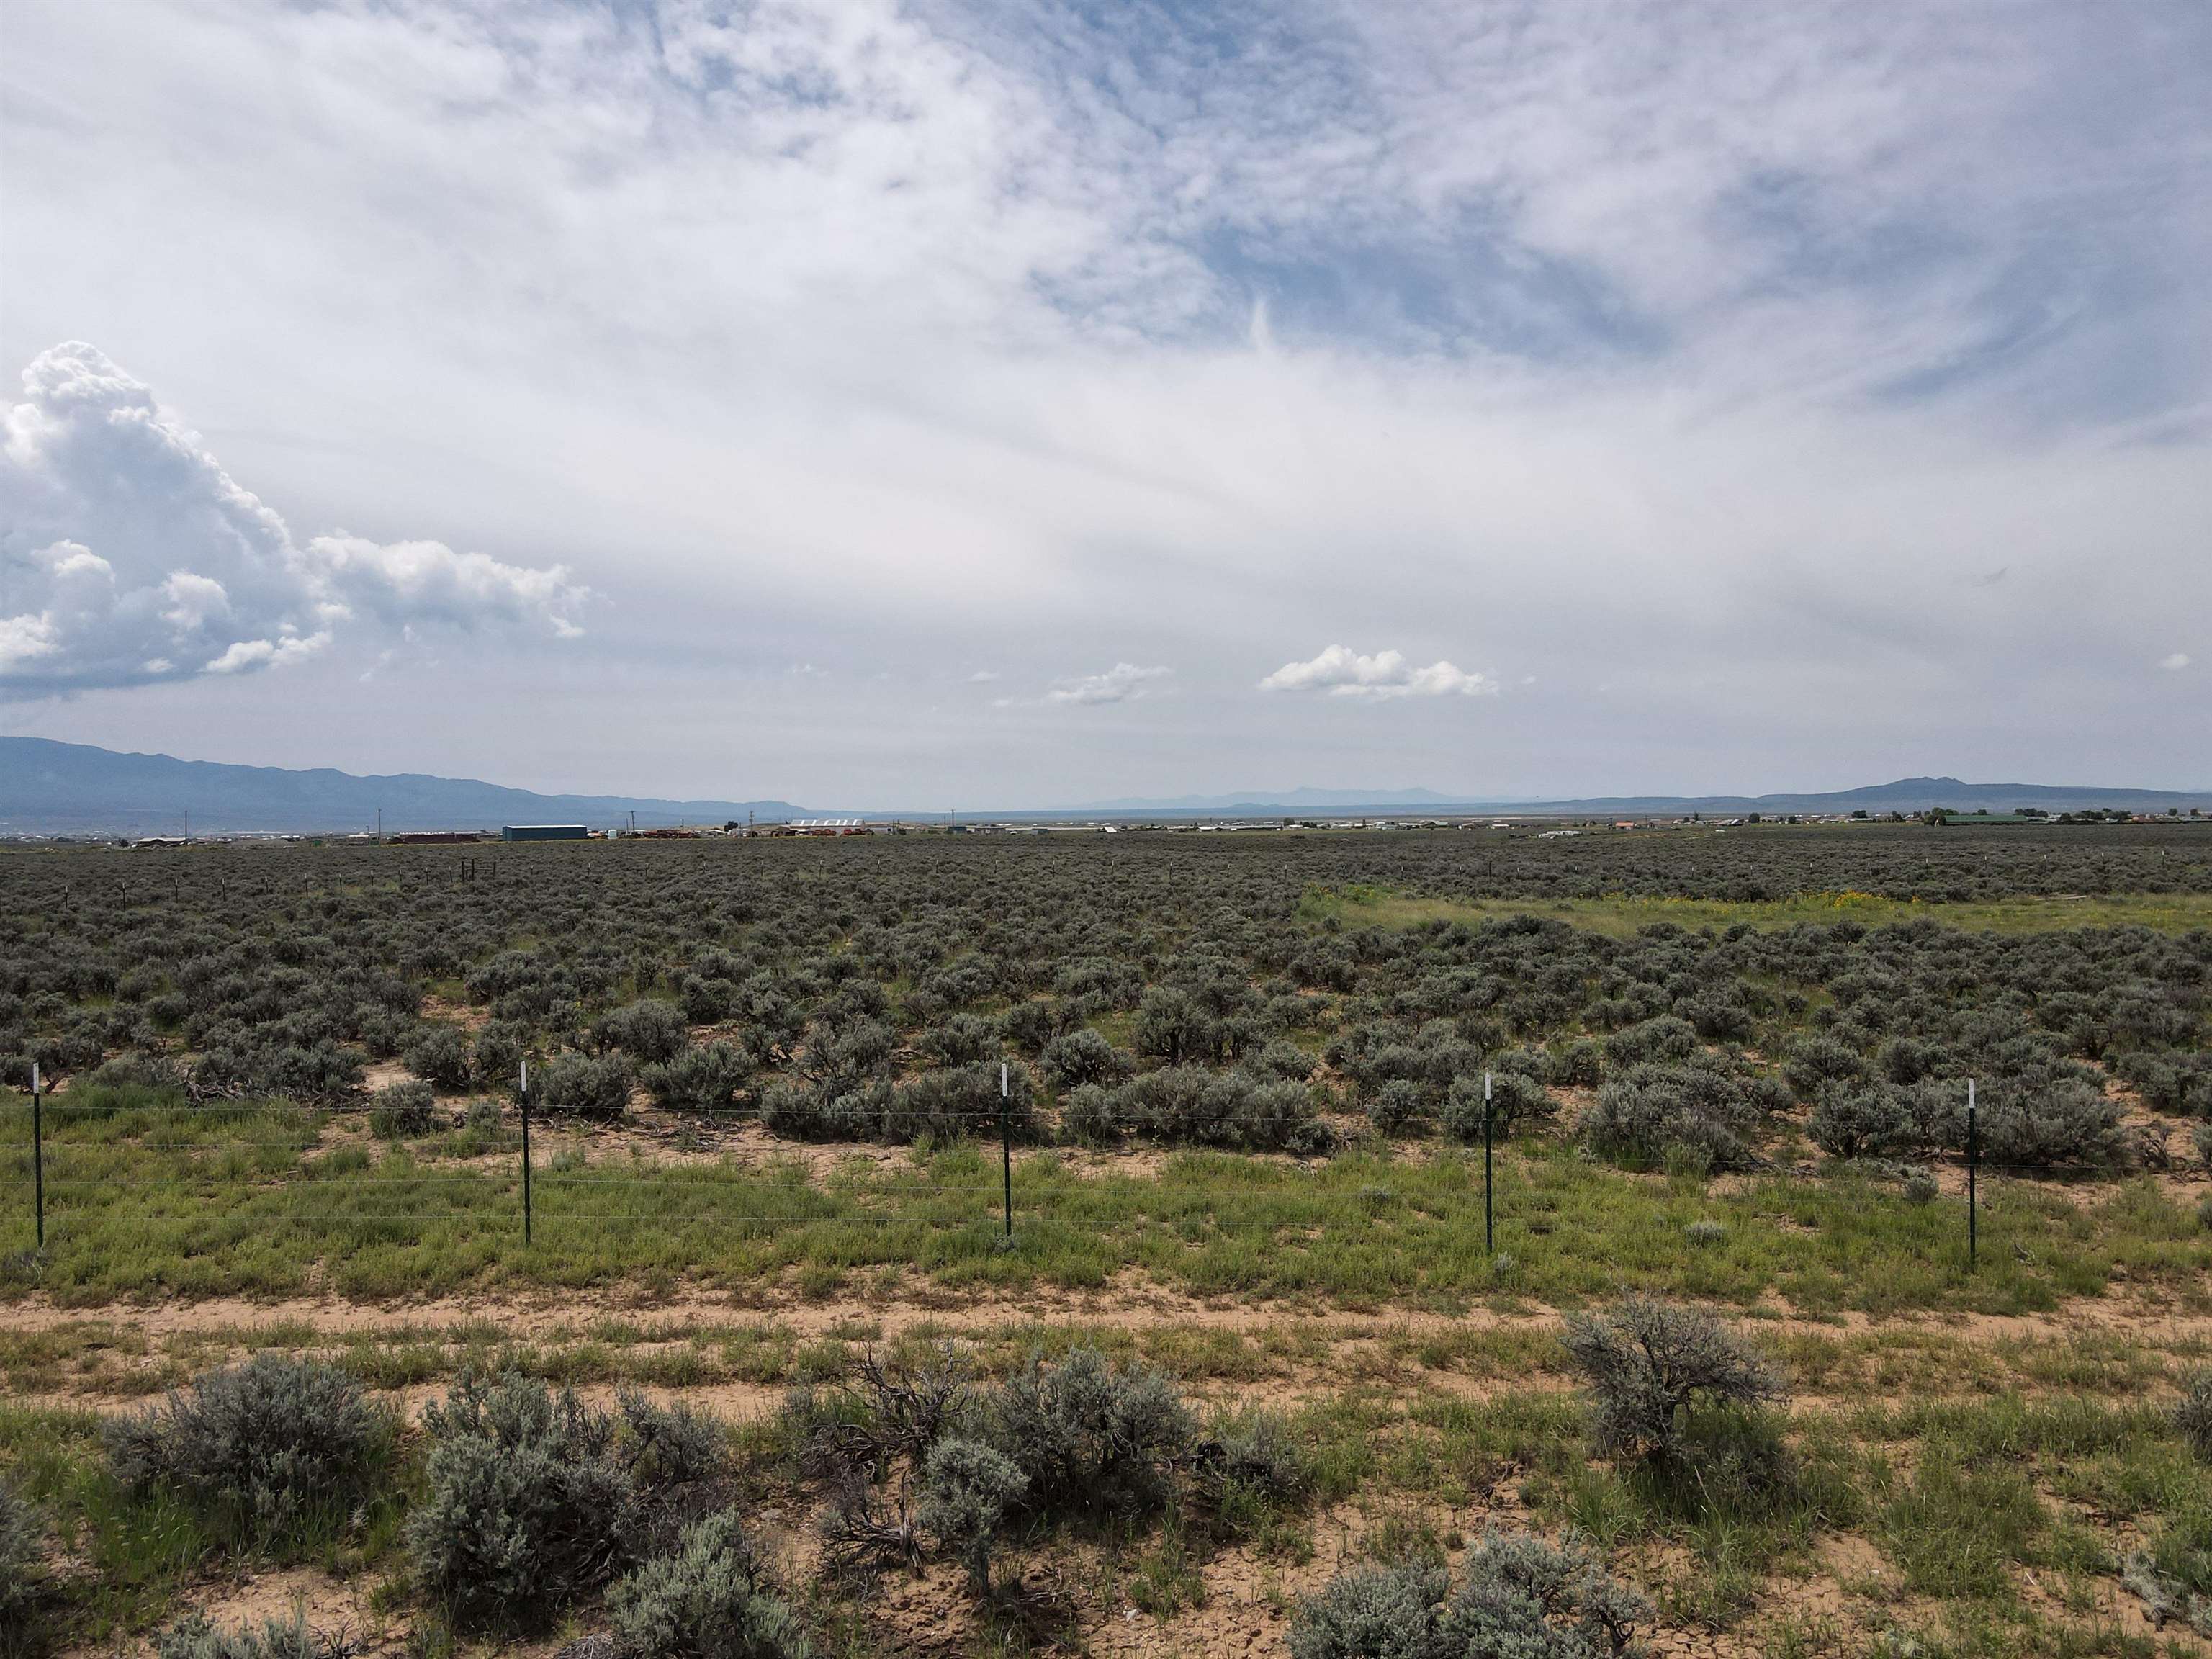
[
  {"xmin": 0, "ymin": 343, "xmax": 587, "ymax": 695},
  {"xmin": 1260, "ymin": 646, "xmax": 1497, "ymax": 700}
]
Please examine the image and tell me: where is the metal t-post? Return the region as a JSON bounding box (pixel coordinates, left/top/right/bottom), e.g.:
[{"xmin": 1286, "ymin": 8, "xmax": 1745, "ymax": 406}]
[
  {"xmin": 1483, "ymin": 1071, "xmax": 1493, "ymax": 1256},
  {"xmin": 1966, "ymin": 1078, "xmax": 1977, "ymax": 1272},
  {"xmin": 31, "ymin": 1061, "xmax": 44, "ymax": 1252},
  {"xmin": 999, "ymin": 1061, "xmax": 1012, "ymax": 1239},
  {"xmin": 520, "ymin": 1061, "xmax": 534, "ymax": 1246}
]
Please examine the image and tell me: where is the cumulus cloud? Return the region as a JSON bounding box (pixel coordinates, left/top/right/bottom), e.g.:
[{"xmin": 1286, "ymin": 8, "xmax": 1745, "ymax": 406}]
[
  {"xmin": 1259, "ymin": 645, "xmax": 1498, "ymax": 700},
  {"xmin": 1046, "ymin": 662, "xmax": 1172, "ymax": 705},
  {"xmin": 2159, "ymin": 652, "xmax": 2191, "ymax": 670},
  {"xmin": 0, "ymin": 342, "xmax": 588, "ymax": 696}
]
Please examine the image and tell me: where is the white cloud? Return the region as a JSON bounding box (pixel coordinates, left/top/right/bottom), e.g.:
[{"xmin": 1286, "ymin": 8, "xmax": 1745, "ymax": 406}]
[
  {"xmin": 1259, "ymin": 645, "xmax": 1498, "ymax": 700},
  {"xmin": 2159, "ymin": 652, "xmax": 2191, "ymax": 671},
  {"xmin": 968, "ymin": 669, "xmax": 1000, "ymax": 683},
  {"xmin": 1047, "ymin": 662, "xmax": 1172, "ymax": 705},
  {"xmin": 0, "ymin": 342, "xmax": 588, "ymax": 696}
]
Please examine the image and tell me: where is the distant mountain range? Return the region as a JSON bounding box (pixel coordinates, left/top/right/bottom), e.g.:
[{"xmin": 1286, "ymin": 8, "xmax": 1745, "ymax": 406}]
[
  {"xmin": 1083, "ymin": 777, "xmax": 2211, "ymax": 817},
  {"xmin": 0, "ymin": 739, "xmax": 2204, "ymax": 835},
  {"xmin": 0, "ymin": 737, "xmax": 806, "ymax": 835}
]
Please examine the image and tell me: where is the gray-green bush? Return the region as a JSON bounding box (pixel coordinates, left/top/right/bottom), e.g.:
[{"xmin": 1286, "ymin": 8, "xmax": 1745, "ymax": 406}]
[
  {"xmin": 153, "ymin": 1615, "xmax": 343, "ymax": 1659},
  {"xmin": 1560, "ymin": 1295, "xmax": 1781, "ymax": 1469},
  {"xmin": 408, "ymin": 1372, "xmax": 635, "ymax": 1629},
  {"xmin": 986, "ymin": 1349, "xmax": 1194, "ymax": 1521},
  {"xmin": 1289, "ymin": 1531, "xmax": 1650, "ymax": 1659},
  {"xmin": 368, "ymin": 1079, "xmax": 437, "ymax": 1138},
  {"xmin": 102, "ymin": 1355, "xmax": 394, "ymax": 1551},
  {"xmin": 606, "ymin": 1508, "xmax": 807, "ymax": 1659},
  {"xmin": 0, "ymin": 1480, "xmax": 41, "ymax": 1625},
  {"xmin": 917, "ymin": 1436, "xmax": 1028, "ymax": 1593}
]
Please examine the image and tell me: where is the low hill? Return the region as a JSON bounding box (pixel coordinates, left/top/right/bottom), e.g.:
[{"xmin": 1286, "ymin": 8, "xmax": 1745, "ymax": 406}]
[{"xmin": 0, "ymin": 737, "xmax": 807, "ymax": 835}]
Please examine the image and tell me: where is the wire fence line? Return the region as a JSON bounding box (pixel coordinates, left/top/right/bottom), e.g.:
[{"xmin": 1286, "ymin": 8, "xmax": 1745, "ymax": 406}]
[{"xmin": 0, "ymin": 1082, "xmax": 2069, "ymax": 1275}]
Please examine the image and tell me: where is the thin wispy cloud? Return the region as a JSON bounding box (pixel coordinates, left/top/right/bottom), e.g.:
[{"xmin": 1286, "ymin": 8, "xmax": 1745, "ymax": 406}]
[{"xmin": 1046, "ymin": 663, "xmax": 1173, "ymax": 706}]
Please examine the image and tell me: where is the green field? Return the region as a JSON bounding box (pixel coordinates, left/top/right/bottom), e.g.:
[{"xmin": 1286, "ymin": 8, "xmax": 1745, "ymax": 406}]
[{"xmin": 1296, "ymin": 882, "xmax": 2212, "ymax": 936}]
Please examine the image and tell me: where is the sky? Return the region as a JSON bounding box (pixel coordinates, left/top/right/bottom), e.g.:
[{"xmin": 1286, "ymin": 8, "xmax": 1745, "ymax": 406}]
[{"xmin": 2, "ymin": 0, "xmax": 2207, "ymax": 809}]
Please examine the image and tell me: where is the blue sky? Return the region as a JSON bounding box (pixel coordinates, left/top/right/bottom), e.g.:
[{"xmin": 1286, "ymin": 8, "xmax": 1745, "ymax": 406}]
[{"xmin": 2, "ymin": 0, "xmax": 2206, "ymax": 805}]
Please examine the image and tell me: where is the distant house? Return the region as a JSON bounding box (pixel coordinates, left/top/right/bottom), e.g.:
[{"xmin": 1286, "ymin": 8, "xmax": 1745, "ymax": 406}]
[{"xmin": 501, "ymin": 824, "xmax": 588, "ymax": 842}]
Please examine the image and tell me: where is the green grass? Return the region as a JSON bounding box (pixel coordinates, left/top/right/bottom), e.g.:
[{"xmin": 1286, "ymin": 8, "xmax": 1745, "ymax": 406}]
[
  {"xmin": 5, "ymin": 1092, "xmax": 2209, "ymax": 1312},
  {"xmin": 1295, "ymin": 882, "xmax": 2212, "ymax": 936}
]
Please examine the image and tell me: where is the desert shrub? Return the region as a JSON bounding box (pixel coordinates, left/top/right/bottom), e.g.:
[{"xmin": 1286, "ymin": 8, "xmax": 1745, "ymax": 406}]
[
  {"xmin": 82, "ymin": 1052, "xmax": 186, "ymax": 1092},
  {"xmin": 920, "ymin": 1012, "xmax": 999, "ymax": 1067},
  {"xmin": 1194, "ymin": 1408, "xmax": 1308, "ymax": 1510},
  {"xmin": 104, "ymin": 1355, "xmax": 394, "ymax": 1551},
  {"xmin": 403, "ymin": 1022, "xmax": 473, "ymax": 1089},
  {"xmin": 1579, "ymin": 1062, "xmax": 1769, "ymax": 1172},
  {"xmin": 795, "ymin": 1017, "xmax": 897, "ymax": 1093},
  {"xmin": 1289, "ymin": 1531, "xmax": 1649, "ymax": 1659},
  {"xmin": 1290, "ymin": 1560, "xmax": 1449, "ymax": 1659},
  {"xmin": 534, "ymin": 1052, "xmax": 634, "ymax": 1118},
  {"xmin": 917, "ymin": 1436, "xmax": 1028, "ymax": 1594},
  {"xmin": 594, "ymin": 1000, "xmax": 690, "ymax": 1064},
  {"xmin": 606, "ymin": 1508, "xmax": 807, "ymax": 1659},
  {"xmin": 239, "ymin": 1040, "xmax": 362, "ymax": 1103},
  {"xmin": 1602, "ymin": 1016, "xmax": 1699, "ymax": 1069},
  {"xmin": 2113, "ymin": 1049, "xmax": 2212, "ymax": 1115},
  {"xmin": 757, "ymin": 1077, "xmax": 856, "ymax": 1141},
  {"xmin": 408, "ymin": 1372, "xmax": 635, "ymax": 1629},
  {"xmin": 0, "ymin": 1480, "xmax": 41, "ymax": 1624},
  {"xmin": 1134, "ymin": 986, "xmax": 1217, "ymax": 1066},
  {"xmin": 1441, "ymin": 1071, "xmax": 1553, "ymax": 1142},
  {"xmin": 1059, "ymin": 1082, "xmax": 1123, "ymax": 1146},
  {"xmin": 369, "ymin": 1079, "xmax": 438, "ymax": 1138},
  {"xmin": 886, "ymin": 1061, "xmax": 1039, "ymax": 1144},
  {"xmin": 1561, "ymin": 1296, "xmax": 1781, "ymax": 1469},
  {"xmin": 473, "ymin": 1022, "xmax": 528, "ymax": 1088},
  {"xmin": 1681, "ymin": 989, "xmax": 1754, "ymax": 1043},
  {"xmin": 1550, "ymin": 1039, "xmax": 1604, "ymax": 1088},
  {"xmin": 1970, "ymin": 1079, "xmax": 2129, "ymax": 1169},
  {"xmin": 678, "ymin": 972, "xmax": 739, "ymax": 1025},
  {"xmin": 619, "ymin": 1388, "xmax": 729, "ymax": 1486},
  {"xmin": 2177, "ymin": 1370, "xmax": 2212, "ymax": 1463},
  {"xmin": 1783, "ymin": 1035, "xmax": 1866, "ymax": 1097},
  {"xmin": 986, "ymin": 1349, "xmax": 1195, "ymax": 1521},
  {"xmin": 1366, "ymin": 1077, "xmax": 1426, "ymax": 1133},
  {"xmin": 640, "ymin": 1041, "xmax": 754, "ymax": 1112},
  {"xmin": 1109, "ymin": 1066, "xmax": 1313, "ymax": 1151},
  {"xmin": 1039, "ymin": 1028, "xmax": 1130, "ymax": 1089},
  {"xmin": 1808, "ymin": 1082, "xmax": 1926, "ymax": 1161},
  {"xmin": 1876, "ymin": 1035, "xmax": 1943, "ymax": 1085},
  {"xmin": 153, "ymin": 1615, "xmax": 345, "ymax": 1659}
]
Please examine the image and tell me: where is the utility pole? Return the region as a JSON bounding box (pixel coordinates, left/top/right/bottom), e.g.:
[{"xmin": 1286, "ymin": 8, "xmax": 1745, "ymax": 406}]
[
  {"xmin": 376, "ymin": 806, "xmax": 382, "ymax": 844},
  {"xmin": 182, "ymin": 807, "xmax": 189, "ymax": 842}
]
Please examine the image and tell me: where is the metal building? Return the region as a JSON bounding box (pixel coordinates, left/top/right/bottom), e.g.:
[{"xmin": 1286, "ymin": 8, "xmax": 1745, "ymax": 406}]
[{"xmin": 501, "ymin": 824, "xmax": 588, "ymax": 842}]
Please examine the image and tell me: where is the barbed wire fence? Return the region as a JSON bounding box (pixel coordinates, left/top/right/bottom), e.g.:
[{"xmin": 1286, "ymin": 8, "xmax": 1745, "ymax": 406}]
[{"xmin": 2, "ymin": 1064, "xmax": 2100, "ymax": 1287}]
